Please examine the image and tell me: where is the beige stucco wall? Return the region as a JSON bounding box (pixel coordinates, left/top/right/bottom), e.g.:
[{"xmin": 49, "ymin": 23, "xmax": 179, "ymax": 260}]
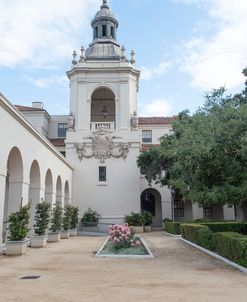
[{"xmin": 0, "ymin": 94, "xmax": 73, "ymax": 244}]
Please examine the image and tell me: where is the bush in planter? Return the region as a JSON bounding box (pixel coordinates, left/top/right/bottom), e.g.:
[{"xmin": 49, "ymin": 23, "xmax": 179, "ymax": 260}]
[
  {"xmin": 81, "ymin": 208, "xmax": 100, "ymax": 226},
  {"xmin": 33, "ymin": 202, "xmax": 51, "ymax": 236},
  {"xmin": 70, "ymin": 206, "xmax": 79, "ymax": 229},
  {"xmin": 125, "ymin": 212, "xmax": 143, "ymax": 226},
  {"xmin": 8, "ymin": 203, "xmax": 31, "ymax": 241},
  {"xmin": 62, "ymin": 204, "xmax": 72, "ymax": 231},
  {"xmin": 141, "ymin": 210, "xmax": 152, "ymax": 226},
  {"xmin": 49, "ymin": 201, "xmax": 63, "ymax": 233}
]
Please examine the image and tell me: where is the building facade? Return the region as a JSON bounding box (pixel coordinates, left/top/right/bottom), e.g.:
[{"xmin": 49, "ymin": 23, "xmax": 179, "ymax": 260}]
[{"xmin": 0, "ymin": 1, "xmax": 237, "ymax": 243}]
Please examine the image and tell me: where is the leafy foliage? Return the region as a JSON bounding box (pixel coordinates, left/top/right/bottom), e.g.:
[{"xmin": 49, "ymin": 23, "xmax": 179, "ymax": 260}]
[
  {"xmin": 125, "ymin": 212, "xmax": 143, "ymax": 226},
  {"xmin": 165, "ymin": 221, "xmax": 182, "ymax": 235},
  {"xmin": 138, "ymin": 68, "xmax": 247, "ymax": 220},
  {"xmin": 49, "ymin": 201, "xmax": 63, "ymax": 233},
  {"xmin": 141, "ymin": 210, "xmax": 153, "ymax": 226},
  {"xmin": 81, "ymin": 207, "xmax": 100, "ymax": 226},
  {"xmin": 62, "ymin": 204, "xmax": 73, "ymax": 230},
  {"xmin": 33, "ymin": 201, "xmax": 51, "ymax": 236},
  {"xmin": 8, "ymin": 203, "xmax": 31, "ymax": 241},
  {"xmin": 70, "ymin": 206, "xmax": 79, "ymax": 229}
]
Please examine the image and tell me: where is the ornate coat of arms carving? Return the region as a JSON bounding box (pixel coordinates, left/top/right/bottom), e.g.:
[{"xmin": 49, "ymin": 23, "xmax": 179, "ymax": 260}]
[{"xmin": 76, "ymin": 126, "xmax": 129, "ymax": 163}]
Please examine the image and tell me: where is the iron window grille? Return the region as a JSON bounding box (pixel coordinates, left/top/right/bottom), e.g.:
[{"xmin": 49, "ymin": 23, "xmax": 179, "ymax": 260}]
[{"xmin": 142, "ymin": 130, "xmax": 152, "ymax": 143}]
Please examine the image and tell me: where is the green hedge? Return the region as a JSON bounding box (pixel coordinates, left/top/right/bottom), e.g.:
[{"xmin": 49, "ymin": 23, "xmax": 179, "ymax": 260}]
[
  {"xmin": 214, "ymin": 232, "xmax": 247, "ymax": 268},
  {"xmin": 164, "ymin": 222, "xmax": 181, "ymax": 235},
  {"xmin": 201, "ymin": 222, "xmax": 247, "ymax": 234},
  {"xmin": 181, "ymin": 224, "xmax": 247, "ymax": 268},
  {"xmin": 181, "ymin": 224, "xmax": 216, "ymax": 250}
]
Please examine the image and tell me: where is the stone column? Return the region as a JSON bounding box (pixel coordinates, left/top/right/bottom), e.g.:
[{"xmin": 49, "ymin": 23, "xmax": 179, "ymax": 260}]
[
  {"xmin": 0, "ymin": 173, "xmax": 6, "ymax": 246},
  {"xmin": 223, "ymin": 205, "xmax": 235, "ymax": 221},
  {"xmin": 192, "ymin": 204, "xmax": 203, "ymax": 220}
]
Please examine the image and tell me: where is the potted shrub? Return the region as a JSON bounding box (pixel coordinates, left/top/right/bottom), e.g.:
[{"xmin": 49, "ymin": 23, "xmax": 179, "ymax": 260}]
[
  {"xmin": 125, "ymin": 212, "xmax": 143, "ymax": 233},
  {"xmin": 48, "ymin": 201, "xmax": 63, "ymax": 242},
  {"xmin": 70, "ymin": 206, "xmax": 79, "ymax": 237},
  {"xmin": 81, "ymin": 208, "xmax": 100, "ymax": 232},
  {"xmin": 141, "ymin": 210, "xmax": 153, "ymax": 232},
  {"xmin": 6, "ymin": 203, "xmax": 31, "ymax": 256},
  {"xmin": 61, "ymin": 204, "xmax": 72, "ymax": 239},
  {"xmin": 31, "ymin": 201, "xmax": 51, "ymax": 248}
]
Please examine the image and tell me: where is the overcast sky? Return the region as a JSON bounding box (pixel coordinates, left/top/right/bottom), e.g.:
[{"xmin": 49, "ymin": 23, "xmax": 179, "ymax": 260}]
[{"xmin": 0, "ymin": 0, "xmax": 246, "ymax": 116}]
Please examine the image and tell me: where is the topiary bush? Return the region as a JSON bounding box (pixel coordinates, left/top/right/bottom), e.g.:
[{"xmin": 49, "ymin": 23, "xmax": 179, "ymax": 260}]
[
  {"xmin": 49, "ymin": 201, "xmax": 63, "ymax": 233},
  {"xmin": 214, "ymin": 232, "xmax": 247, "ymax": 268},
  {"xmin": 201, "ymin": 222, "xmax": 247, "ymax": 234},
  {"xmin": 62, "ymin": 204, "xmax": 73, "ymax": 231},
  {"xmin": 70, "ymin": 206, "xmax": 79, "ymax": 229},
  {"xmin": 33, "ymin": 201, "xmax": 51, "ymax": 236},
  {"xmin": 181, "ymin": 223, "xmax": 216, "ymax": 250},
  {"xmin": 164, "ymin": 221, "xmax": 182, "ymax": 235},
  {"xmin": 8, "ymin": 203, "xmax": 31, "ymax": 241}
]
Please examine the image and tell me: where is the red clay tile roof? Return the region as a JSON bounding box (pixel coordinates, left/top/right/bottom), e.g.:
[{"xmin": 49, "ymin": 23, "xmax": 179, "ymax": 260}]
[
  {"xmin": 138, "ymin": 116, "xmax": 176, "ymax": 125},
  {"xmin": 49, "ymin": 138, "xmax": 65, "ymax": 147},
  {"xmin": 15, "ymin": 105, "xmax": 45, "ymax": 112},
  {"xmin": 141, "ymin": 144, "xmax": 160, "ymax": 152}
]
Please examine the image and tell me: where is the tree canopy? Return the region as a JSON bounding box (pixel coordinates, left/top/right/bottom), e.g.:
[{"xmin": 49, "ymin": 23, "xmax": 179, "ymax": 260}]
[{"xmin": 137, "ymin": 69, "xmax": 247, "ymax": 220}]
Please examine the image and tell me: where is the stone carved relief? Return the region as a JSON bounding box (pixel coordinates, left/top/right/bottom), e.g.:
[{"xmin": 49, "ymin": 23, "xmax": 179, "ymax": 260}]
[{"xmin": 76, "ymin": 126, "xmax": 129, "ymax": 163}]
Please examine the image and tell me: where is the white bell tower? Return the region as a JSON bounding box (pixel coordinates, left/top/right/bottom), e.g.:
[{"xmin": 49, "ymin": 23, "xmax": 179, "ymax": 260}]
[{"xmin": 66, "ymin": 0, "xmax": 141, "ymax": 228}]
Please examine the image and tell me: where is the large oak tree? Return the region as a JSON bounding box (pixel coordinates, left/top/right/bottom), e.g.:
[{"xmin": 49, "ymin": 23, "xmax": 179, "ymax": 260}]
[{"xmin": 138, "ymin": 69, "xmax": 247, "ymax": 220}]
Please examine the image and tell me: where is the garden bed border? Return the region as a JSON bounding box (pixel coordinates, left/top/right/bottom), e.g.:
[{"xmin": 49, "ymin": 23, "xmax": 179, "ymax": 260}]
[
  {"xmin": 181, "ymin": 237, "xmax": 247, "ymax": 274},
  {"xmin": 95, "ymin": 236, "xmax": 154, "ymax": 258},
  {"xmin": 164, "ymin": 232, "xmax": 182, "ymax": 238}
]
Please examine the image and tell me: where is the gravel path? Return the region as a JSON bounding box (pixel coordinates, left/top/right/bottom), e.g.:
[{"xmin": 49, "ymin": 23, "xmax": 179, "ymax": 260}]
[{"xmin": 0, "ymin": 232, "xmax": 246, "ymax": 302}]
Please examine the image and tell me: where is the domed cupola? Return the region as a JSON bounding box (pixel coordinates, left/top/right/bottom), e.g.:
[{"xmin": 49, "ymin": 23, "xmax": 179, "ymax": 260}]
[{"xmin": 85, "ymin": 0, "xmax": 121, "ymax": 61}]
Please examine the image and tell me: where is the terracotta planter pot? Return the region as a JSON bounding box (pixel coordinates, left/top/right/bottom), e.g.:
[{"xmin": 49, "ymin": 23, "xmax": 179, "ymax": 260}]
[
  {"xmin": 61, "ymin": 230, "xmax": 70, "ymax": 239},
  {"xmin": 5, "ymin": 239, "xmax": 28, "ymax": 256},
  {"xmin": 47, "ymin": 232, "xmax": 61, "ymax": 242},
  {"xmin": 69, "ymin": 229, "xmax": 77, "ymax": 237},
  {"xmin": 31, "ymin": 235, "xmax": 47, "ymax": 248}
]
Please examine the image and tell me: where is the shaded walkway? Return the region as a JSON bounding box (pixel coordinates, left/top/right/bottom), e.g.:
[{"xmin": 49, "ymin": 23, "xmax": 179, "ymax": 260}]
[{"xmin": 0, "ymin": 232, "xmax": 246, "ymax": 302}]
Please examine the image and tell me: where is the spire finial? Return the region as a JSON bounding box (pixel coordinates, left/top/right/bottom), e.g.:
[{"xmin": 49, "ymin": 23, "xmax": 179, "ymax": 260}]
[
  {"xmin": 101, "ymin": 0, "xmax": 109, "ymax": 8},
  {"xmin": 130, "ymin": 50, "xmax": 136, "ymax": 65},
  {"xmin": 72, "ymin": 50, "xmax": 77, "ymax": 66}
]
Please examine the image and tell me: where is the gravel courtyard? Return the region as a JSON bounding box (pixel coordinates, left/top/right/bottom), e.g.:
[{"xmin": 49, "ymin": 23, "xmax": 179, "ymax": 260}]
[{"xmin": 0, "ymin": 232, "xmax": 246, "ymax": 302}]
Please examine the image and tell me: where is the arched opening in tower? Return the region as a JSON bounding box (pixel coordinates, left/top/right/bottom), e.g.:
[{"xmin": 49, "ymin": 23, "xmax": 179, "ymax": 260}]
[{"xmin": 91, "ymin": 87, "xmax": 116, "ymax": 130}]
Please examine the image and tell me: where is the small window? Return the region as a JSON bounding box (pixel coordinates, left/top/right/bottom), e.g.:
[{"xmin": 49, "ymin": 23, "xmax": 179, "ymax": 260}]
[
  {"xmin": 57, "ymin": 123, "xmax": 68, "ymax": 138},
  {"xmin": 94, "ymin": 26, "xmax": 98, "ymax": 39},
  {"xmin": 102, "ymin": 25, "xmax": 107, "ymax": 37},
  {"xmin": 142, "ymin": 130, "xmax": 152, "ymax": 143},
  {"xmin": 99, "ymin": 166, "xmax": 106, "ymax": 182},
  {"xmin": 111, "ymin": 26, "xmax": 115, "ymax": 38},
  {"xmin": 204, "ymin": 207, "xmax": 213, "ymax": 218}
]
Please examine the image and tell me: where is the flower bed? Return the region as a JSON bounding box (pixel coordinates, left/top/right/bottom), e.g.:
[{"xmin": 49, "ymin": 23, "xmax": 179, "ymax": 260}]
[{"xmin": 96, "ymin": 223, "xmax": 153, "ymax": 258}]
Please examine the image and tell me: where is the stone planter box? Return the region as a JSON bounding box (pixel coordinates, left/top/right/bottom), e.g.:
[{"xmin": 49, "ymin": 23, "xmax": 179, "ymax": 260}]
[
  {"xmin": 47, "ymin": 232, "xmax": 61, "ymax": 242},
  {"xmin": 61, "ymin": 230, "xmax": 70, "ymax": 239},
  {"xmin": 31, "ymin": 235, "xmax": 47, "ymax": 248},
  {"xmin": 131, "ymin": 226, "xmax": 144, "ymax": 234},
  {"xmin": 5, "ymin": 239, "xmax": 28, "ymax": 256},
  {"xmin": 69, "ymin": 229, "xmax": 77, "ymax": 237},
  {"xmin": 82, "ymin": 225, "xmax": 99, "ymax": 232},
  {"xmin": 144, "ymin": 226, "xmax": 151, "ymax": 232}
]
